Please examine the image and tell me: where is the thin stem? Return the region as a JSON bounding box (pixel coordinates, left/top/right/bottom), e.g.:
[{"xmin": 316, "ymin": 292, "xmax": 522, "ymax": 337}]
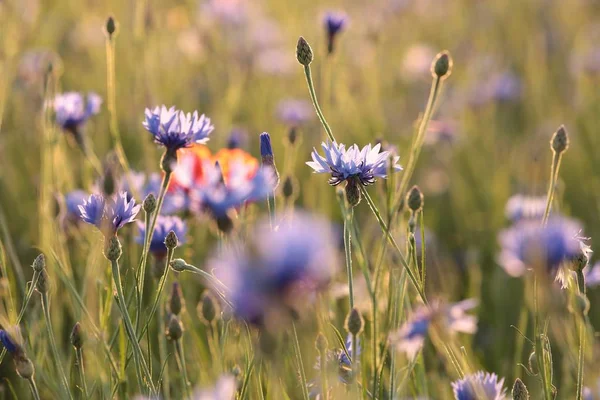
[
  {"xmin": 303, "ymin": 65, "xmax": 335, "ymax": 142},
  {"xmin": 174, "ymin": 340, "xmax": 190, "ymax": 398},
  {"xmin": 542, "ymin": 152, "xmax": 560, "ymax": 225},
  {"xmin": 266, "ymin": 195, "xmax": 276, "ymax": 229},
  {"xmin": 158, "ymin": 305, "xmax": 171, "ymax": 400},
  {"xmin": 351, "ymin": 333, "xmax": 359, "ymax": 388},
  {"xmin": 319, "ymin": 348, "xmax": 329, "ymax": 400},
  {"xmin": 344, "ymin": 207, "xmax": 354, "ymax": 310},
  {"xmin": 111, "ymin": 259, "xmax": 156, "ymax": 394},
  {"xmin": 76, "ymin": 348, "xmax": 89, "ymax": 399},
  {"xmin": 27, "ymin": 377, "xmax": 41, "ymax": 400},
  {"xmin": 292, "ymin": 322, "xmax": 310, "ymax": 400},
  {"xmin": 135, "ymin": 211, "xmax": 152, "ymax": 332},
  {"xmin": 576, "ymin": 317, "xmax": 585, "ymax": 400},
  {"xmin": 361, "ymin": 187, "xmax": 427, "ymax": 304},
  {"xmin": 40, "ymin": 292, "xmax": 73, "ymax": 399}
]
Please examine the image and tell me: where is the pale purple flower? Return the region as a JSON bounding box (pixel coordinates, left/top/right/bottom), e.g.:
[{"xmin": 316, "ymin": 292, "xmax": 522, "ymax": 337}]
[
  {"xmin": 323, "ymin": 11, "xmax": 348, "ymax": 54},
  {"xmin": 390, "ymin": 299, "xmax": 478, "ymax": 359},
  {"xmin": 504, "ymin": 194, "xmax": 547, "ymax": 222},
  {"xmin": 277, "ymin": 99, "xmax": 314, "ymax": 128},
  {"xmin": 190, "ymin": 375, "xmax": 236, "ymax": 400},
  {"xmin": 65, "ymin": 190, "xmax": 89, "ymax": 219},
  {"xmin": 209, "ymin": 211, "xmax": 338, "ymax": 325},
  {"xmin": 53, "ymin": 92, "xmax": 102, "ymax": 131},
  {"xmin": 307, "ymin": 141, "xmax": 401, "ymax": 186},
  {"xmin": 143, "ymin": 105, "xmax": 214, "ymax": 151},
  {"xmin": 78, "ymin": 194, "xmax": 106, "ymax": 227},
  {"xmin": 136, "ymin": 216, "xmax": 187, "ymax": 257},
  {"xmin": 451, "ymin": 371, "xmax": 507, "ymax": 400},
  {"xmin": 584, "ymin": 262, "xmax": 600, "ymax": 287},
  {"xmin": 119, "ymin": 171, "xmax": 183, "ymax": 215},
  {"xmin": 78, "ymin": 192, "xmax": 140, "ymax": 235},
  {"xmin": 497, "ymin": 217, "xmax": 589, "ymax": 287},
  {"xmin": 469, "ymin": 72, "xmax": 521, "ymax": 107}
]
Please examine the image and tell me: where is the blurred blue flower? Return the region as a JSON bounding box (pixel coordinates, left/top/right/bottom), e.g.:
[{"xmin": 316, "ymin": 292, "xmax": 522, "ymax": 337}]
[
  {"xmin": 143, "ymin": 105, "xmax": 214, "ymax": 151},
  {"xmin": 451, "ymin": 371, "xmax": 506, "ymax": 400},
  {"xmin": 227, "ymin": 128, "xmax": 247, "ymax": 149},
  {"xmin": 497, "ymin": 217, "xmax": 588, "ymax": 286},
  {"xmin": 276, "ymin": 99, "xmax": 314, "ymax": 128},
  {"xmin": 260, "ymin": 132, "xmax": 273, "ymax": 159},
  {"xmin": 391, "ymin": 299, "xmax": 478, "ymax": 359},
  {"xmin": 136, "ymin": 215, "xmax": 187, "ymax": 257},
  {"xmin": 119, "ymin": 171, "xmax": 183, "ymax": 215},
  {"xmin": 323, "ymin": 11, "xmax": 348, "ymax": 54},
  {"xmin": 65, "ymin": 190, "xmax": 89, "ymax": 219},
  {"xmin": 584, "ymin": 262, "xmax": 600, "ymax": 288},
  {"xmin": 504, "ymin": 194, "xmax": 547, "ymax": 222},
  {"xmin": 469, "ymin": 71, "xmax": 521, "ymax": 107},
  {"xmin": 209, "ymin": 211, "xmax": 339, "ymax": 325},
  {"xmin": 53, "ymin": 92, "xmax": 102, "ymax": 131},
  {"xmin": 78, "ymin": 192, "xmax": 141, "ymax": 235},
  {"xmin": 191, "ymin": 162, "xmax": 275, "ymax": 220},
  {"xmin": 0, "ymin": 330, "xmax": 18, "ymax": 354},
  {"xmin": 190, "ymin": 374, "xmax": 236, "ymax": 400},
  {"xmin": 307, "ymin": 141, "xmax": 401, "ymax": 186},
  {"xmin": 338, "ymin": 334, "xmax": 361, "ymax": 384}
]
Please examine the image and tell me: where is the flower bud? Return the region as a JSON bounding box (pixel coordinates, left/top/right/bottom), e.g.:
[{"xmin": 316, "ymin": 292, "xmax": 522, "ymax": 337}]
[
  {"xmin": 104, "ymin": 16, "xmax": 118, "ymax": 39},
  {"xmin": 345, "ymin": 307, "xmax": 364, "ymax": 336},
  {"xmin": 216, "ymin": 214, "xmax": 235, "ymax": 234},
  {"xmin": 296, "ymin": 37, "xmax": 313, "ymax": 66},
  {"xmin": 104, "ymin": 236, "xmax": 122, "ymax": 261},
  {"xmin": 199, "ymin": 290, "xmax": 220, "ymax": 325},
  {"xmin": 166, "ymin": 314, "xmax": 183, "ymax": 341},
  {"xmin": 169, "ymin": 282, "xmax": 184, "ymax": 315},
  {"xmin": 407, "ymin": 185, "xmax": 423, "ymax": 212},
  {"xmin": 551, "ymin": 125, "xmax": 569, "ymax": 154},
  {"xmin": 170, "ymin": 258, "xmax": 189, "ymax": 272},
  {"xmin": 345, "ymin": 178, "xmax": 361, "ymax": 207},
  {"xmin": 315, "ymin": 332, "xmax": 328, "ymax": 353},
  {"xmin": 35, "ymin": 269, "xmax": 50, "ymax": 294},
  {"xmin": 260, "ymin": 132, "xmax": 280, "ymax": 188},
  {"xmin": 282, "ymin": 176, "xmax": 297, "ymax": 200},
  {"xmin": 32, "ymin": 254, "xmax": 46, "ymax": 273},
  {"xmin": 287, "ymin": 127, "xmax": 298, "ymax": 145},
  {"xmin": 70, "ymin": 322, "xmax": 84, "ymax": 349},
  {"xmin": 512, "ymin": 378, "xmax": 529, "ymax": 400},
  {"xmin": 143, "ymin": 193, "xmax": 157, "ymax": 214},
  {"xmin": 15, "ymin": 354, "xmax": 35, "ymax": 379},
  {"xmin": 431, "ymin": 51, "xmax": 453, "ymax": 79},
  {"xmin": 161, "ymin": 148, "xmax": 178, "ymax": 174},
  {"xmin": 528, "ymin": 352, "xmax": 538, "ymax": 375},
  {"xmin": 165, "ymin": 230, "xmax": 179, "ymax": 250}
]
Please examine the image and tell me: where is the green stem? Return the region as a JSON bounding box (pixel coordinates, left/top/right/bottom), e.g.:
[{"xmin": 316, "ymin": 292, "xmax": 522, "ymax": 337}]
[
  {"xmin": 319, "ymin": 348, "xmax": 329, "ymax": 400},
  {"xmin": 344, "ymin": 207, "xmax": 354, "ymax": 310},
  {"xmin": 27, "ymin": 377, "xmax": 42, "ymax": 400},
  {"xmin": 76, "ymin": 348, "xmax": 89, "ymax": 399},
  {"xmin": 360, "ymin": 187, "xmax": 427, "ymax": 304},
  {"xmin": 292, "ymin": 322, "xmax": 310, "ymax": 400},
  {"xmin": 158, "ymin": 305, "xmax": 171, "ymax": 400},
  {"xmin": 542, "ymin": 152, "xmax": 561, "ymax": 225},
  {"xmin": 40, "ymin": 292, "xmax": 73, "ymax": 399},
  {"xmin": 303, "ymin": 65, "xmax": 335, "ymax": 142},
  {"xmin": 576, "ymin": 317, "xmax": 585, "ymax": 400},
  {"xmin": 111, "ymin": 259, "xmax": 156, "ymax": 394},
  {"xmin": 174, "ymin": 340, "xmax": 190, "ymax": 398}
]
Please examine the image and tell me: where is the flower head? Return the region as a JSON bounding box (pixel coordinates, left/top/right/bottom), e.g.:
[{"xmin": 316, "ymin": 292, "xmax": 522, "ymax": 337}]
[
  {"xmin": 585, "ymin": 262, "xmax": 600, "ymax": 288},
  {"xmin": 307, "ymin": 141, "xmax": 401, "ymax": 186},
  {"xmin": 143, "ymin": 106, "xmax": 214, "ymax": 151},
  {"xmin": 0, "ymin": 330, "xmax": 19, "ymax": 354},
  {"xmin": 276, "ymin": 99, "xmax": 314, "ymax": 128},
  {"xmin": 119, "ymin": 171, "xmax": 183, "ymax": 215},
  {"xmin": 323, "ymin": 11, "xmax": 347, "ymax": 38},
  {"xmin": 504, "ymin": 194, "xmax": 547, "ymax": 222},
  {"xmin": 78, "ymin": 192, "xmax": 140, "ymax": 235},
  {"xmin": 391, "ymin": 299, "xmax": 478, "ymax": 359},
  {"xmin": 452, "ymin": 371, "xmax": 507, "ymax": 400},
  {"xmin": 209, "ymin": 211, "xmax": 338, "ymax": 326},
  {"xmin": 65, "ymin": 190, "xmax": 90, "ymax": 219},
  {"xmin": 497, "ymin": 217, "xmax": 588, "ymax": 286},
  {"xmin": 136, "ymin": 216, "xmax": 187, "ymax": 257},
  {"xmin": 53, "ymin": 92, "xmax": 102, "ymax": 131}
]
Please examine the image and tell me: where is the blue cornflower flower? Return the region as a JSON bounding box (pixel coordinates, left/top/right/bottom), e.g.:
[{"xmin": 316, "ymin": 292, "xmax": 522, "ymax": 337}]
[
  {"xmin": 505, "ymin": 194, "xmax": 547, "ymax": 222},
  {"xmin": 65, "ymin": 190, "xmax": 89, "ymax": 219},
  {"xmin": 190, "ymin": 375, "xmax": 236, "ymax": 400},
  {"xmin": 209, "ymin": 212, "xmax": 338, "ymax": 325},
  {"xmin": 391, "ymin": 300, "xmax": 478, "ymax": 360},
  {"xmin": 451, "ymin": 371, "xmax": 507, "ymax": 400},
  {"xmin": 143, "ymin": 105, "xmax": 214, "ymax": 152},
  {"xmin": 308, "ymin": 141, "xmax": 401, "ymax": 186},
  {"xmin": 191, "ymin": 162, "xmax": 275, "ymax": 231},
  {"xmin": 119, "ymin": 171, "xmax": 183, "ymax": 215},
  {"xmin": 276, "ymin": 99, "xmax": 314, "ymax": 128},
  {"xmin": 0, "ymin": 330, "xmax": 18, "ymax": 354},
  {"xmin": 136, "ymin": 215, "xmax": 187, "ymax": 257},
  {"xmin": 53, "ymin": 92, "xmax": 102, "ymax": 132},
  {"xmin": 323, "ymin": 11, "xmax": 348, "ymax": 54},
  {"xmin": 259, "ymin": 132, "xmax": 274, "ymax": 159},
  {"xmin": 338, "ymin": 334, "xmax": 361, "ymax": 384},
  {"xmin": 584, "ymin": 262, "xmax": 600, "ymax": 287},
  {"xmin": 227, "ymin": 128, "xmax": 247, "ymax": 149},
  {"xmin": 78, "ymin": 192, "xmax": 140, "ymax": 235},
  {"xmin": 497, "ymin": 217, "xmax": 589, "ymax": 287}
]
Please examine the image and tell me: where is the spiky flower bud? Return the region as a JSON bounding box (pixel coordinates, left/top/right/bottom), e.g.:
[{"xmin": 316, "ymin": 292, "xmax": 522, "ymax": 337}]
[
  {"xmin": 166, "ymin": 314, "xmax": 183, "ymax": 341},
  {"xmin": 431, "ymin": 51, "xmax": 453, "ymax": 80},
  {"xmin": 35, "ymin": 269, "xmax": 50, "ymax": 293},
  {"xmin": 70, "ymin": 322, "xmax": 84, "ymax": 349},
  {"xmin": 15, "ymin": 354, "xmax": 35, "ymax": 379},
  {"xmin": 32, "ymin": 254, "xmax": 46, "ymax": 273},
  {"xmin": 345, "ymin": 178, "xmax": 361, "ymax": 207},
  {"xmin": 407, "ymin": 185, "xmax": 424, "ymax": 212},
  {"xmin": 315, "ymin": 332, "xmax": 328, "ymax": 353},
  {"xmin": 104, "ymin": 16, "xmax": 118, "ymax": 39},
  {"xmin": 199, "ymin": 291, "xmax": 220, "ymax": 325},
  {"xmin": 104, "ymin": 236, "xmax": 122, "ymax": 261},
  {"xmin": 345, "ymin": 307, "xmax": 364, "ymax": 336},
  {"xmin": 296, "ymin": 37, "xmax": 313, "ymax": 66},
  {"xmin": 551, "ymin": 125, "xmax": 569, "ymax": 154},
  {"xmin": 169, "ymin": 282, "xmax": 184, "ymax": 315},
  {"xmin": 165, "ymin": 230, "xmax": 179, "ymax": 250},
  {"xmin": 143, "ymin": 193, "xmax": 157, "ymax": 214},
  {"xmin": 512, "ymin": 378, "xmax": 529, "ymax": 400}
]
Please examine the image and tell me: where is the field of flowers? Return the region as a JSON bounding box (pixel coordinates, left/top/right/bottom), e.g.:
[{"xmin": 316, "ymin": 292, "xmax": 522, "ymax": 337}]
[{"xmin": 2, "ymin": 0, "xmax": 600, "ymax": 399}]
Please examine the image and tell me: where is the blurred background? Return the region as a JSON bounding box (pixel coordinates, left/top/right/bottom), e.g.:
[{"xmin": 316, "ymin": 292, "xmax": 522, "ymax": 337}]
[{"xmin": 2, "ymin": 0, "xmax": 600, "ymax": 398}]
